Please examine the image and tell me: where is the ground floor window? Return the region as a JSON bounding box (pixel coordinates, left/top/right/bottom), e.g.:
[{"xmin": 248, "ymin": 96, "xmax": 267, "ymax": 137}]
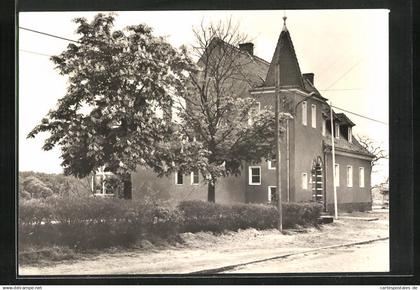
[
  {"xmin": 334, "ymin": 164, "xmax": 340, "ymax": 187},
  {"xmin": 359, "ymin": 167, "xmax": 365, "ymax": 187},
  {"xmin": 249, "ymin": 166, "xmax": 261, "ymax": 185},
  {"xmin": 191, "ymin": 170, "xmax": 199, "ymax": 185},
  {"xmin": 175, "ymin": 171, "xmax": 183, "ymax": 185},
  {"xmin": 91, "ymin": 169, "xmax": 121, "ymax": 197},
  {"xmin": 302, "ymin": 172, "xmax": 308, "ymax": 189},
  {"xmin": 347, "ymin": 165, "xmax": 353, "ymax": 187},
  {"xmin": 268, "ymin": 186, "xmax": 277, "ymax": 203}
]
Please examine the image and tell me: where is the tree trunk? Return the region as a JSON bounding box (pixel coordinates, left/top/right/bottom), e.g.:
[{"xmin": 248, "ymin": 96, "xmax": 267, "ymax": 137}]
[
  {"xmin": 207, "ymin": 182, "xmax": 215, "ymax": 203},
  {"xmin": 122, "ymin": 173, "xmax": 132, "ymax": 200}
]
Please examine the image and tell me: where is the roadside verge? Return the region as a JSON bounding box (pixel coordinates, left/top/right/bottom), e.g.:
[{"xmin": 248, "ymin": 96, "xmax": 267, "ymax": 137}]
[{"xmin": 189, "ymin": 236, "xmax": 389, "ymax": 274}]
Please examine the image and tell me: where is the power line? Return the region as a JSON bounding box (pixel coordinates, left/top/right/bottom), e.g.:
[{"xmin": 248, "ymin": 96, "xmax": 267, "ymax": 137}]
[
  {"xmin": 331, "ymin": 105, "xmax": 388, "ymax": 125},
  {"xmin": 19, "ymin": 49, "xmax": 52, "ymax": 57},
  {"xmin": 19, "ymin": 27, "xmax": 80, "ymax": 44},
  {"xmin": 324, "ymin": 58, "xmax": 364, "ymax": 90},
  {"xmin": 19, "ymin": 27, "xmax": 387, "ymax": 126}
]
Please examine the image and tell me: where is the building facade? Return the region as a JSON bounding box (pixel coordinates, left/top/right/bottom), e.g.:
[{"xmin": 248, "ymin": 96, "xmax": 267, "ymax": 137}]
[{"xmin": 126, "ymin": 20, "xmax": 374, "ymax": 212}]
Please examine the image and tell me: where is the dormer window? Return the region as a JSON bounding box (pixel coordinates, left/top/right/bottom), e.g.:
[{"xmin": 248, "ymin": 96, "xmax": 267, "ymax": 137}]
[
  {"xmin": 335, "ymin": 113, "xmax": 355, "ymax": 141},
  {"xmin": 348, "ymin": 127, "xmax": 353, "ymax": 142}
]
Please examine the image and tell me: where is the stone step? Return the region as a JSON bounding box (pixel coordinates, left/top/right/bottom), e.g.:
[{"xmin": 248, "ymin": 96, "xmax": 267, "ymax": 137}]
[{"xmin": 318, "ymin": 215, "xmax": 334, "ymax": 224}]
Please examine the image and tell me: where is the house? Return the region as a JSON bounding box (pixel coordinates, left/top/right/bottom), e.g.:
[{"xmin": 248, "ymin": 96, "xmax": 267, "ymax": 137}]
[{"xmin": 96, "ymin": 18, "xmax": 375, "ymax": 212}]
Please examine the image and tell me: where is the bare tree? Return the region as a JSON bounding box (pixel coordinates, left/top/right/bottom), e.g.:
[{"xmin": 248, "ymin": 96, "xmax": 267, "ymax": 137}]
[
  {"xmin": 356, "ymin": 135, "xmax": 388, "ymax": 167},
  {"xmin": 150, "ymin": 19, "xmax": 290, "ymax": 202}
]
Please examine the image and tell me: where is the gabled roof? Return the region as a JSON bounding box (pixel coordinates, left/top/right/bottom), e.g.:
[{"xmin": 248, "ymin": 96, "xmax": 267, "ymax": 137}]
[
  {"xmin": 336, "ymin": 113, "xmax": 356, "ymax": 127},
  {"xmin": 302, "ymin": 77, "xmax": 327, "ymax": 100},
  {"xmin": 264, "ymin": 24, "xmax": 304, "ymax": 89},
  {"xmin": 322, "ymin": 108, "xmax": 355, "ymax": 126},
  {"xmin": 199, "ymin": 37, "xmax": 270, "ymax": 88}
]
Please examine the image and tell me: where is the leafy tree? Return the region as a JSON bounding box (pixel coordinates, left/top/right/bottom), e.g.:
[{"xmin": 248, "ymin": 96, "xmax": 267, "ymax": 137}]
[
  {"xmin": 22, "ymin": 176, "xmax": 54, "ymax": 199},
  {"xmin": 149, "ymin": 20, "xmax": 291, "ymax": 202},
  {"xmin": 18, "ymin": 176, "xmax": 32, "ymax": 200},
  {"xmin": 27, "ymin": 13, "xmax": 193, "ymax": 199},
  {"xmin": 19, "ymin": 171, "xmax": 93, "ymax": 198}
]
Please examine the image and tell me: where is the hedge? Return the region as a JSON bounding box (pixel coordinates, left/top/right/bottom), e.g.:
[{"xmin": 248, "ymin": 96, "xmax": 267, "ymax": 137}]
[
  {"xmin": 178, "ymin": 200, "xmax": 322, "ymax": 233},
  {"xmin": 19, "ymin": 197, "xmax": 183, "ymax": 249},
  {"xmin": 19, "ymin": 197, "xmax": 322, "ymax": 250}
]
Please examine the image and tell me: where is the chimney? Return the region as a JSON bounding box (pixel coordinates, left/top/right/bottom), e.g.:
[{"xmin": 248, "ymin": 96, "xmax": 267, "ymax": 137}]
[
  {"xmin": 239, "ymin": 42, "xmax": 254, "ymax": 55},
  {"xmin": 303, "ymin": 73, "xmax": 314, "ymax": 85}
]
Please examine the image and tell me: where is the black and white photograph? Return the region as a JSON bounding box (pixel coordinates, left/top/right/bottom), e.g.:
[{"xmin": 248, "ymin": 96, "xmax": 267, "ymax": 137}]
[{"xmin": 17, "ymin": 9, "xmax": 391, "ymax": 276}]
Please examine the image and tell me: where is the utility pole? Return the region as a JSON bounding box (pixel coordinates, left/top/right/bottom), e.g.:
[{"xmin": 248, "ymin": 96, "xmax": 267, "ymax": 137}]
[
  {"xmin": 275, "ymin": 63, "xmax": 283, "ymax": 231},
  {"xmin": 330, "ymin": 101, "xmax": 338, "ymax": 219}
]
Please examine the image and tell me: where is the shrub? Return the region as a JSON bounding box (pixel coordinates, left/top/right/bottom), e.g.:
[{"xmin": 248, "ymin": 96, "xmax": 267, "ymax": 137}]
[{"xmin": 283, "ymin": 202, "xmax": 323, "ymax": 228}]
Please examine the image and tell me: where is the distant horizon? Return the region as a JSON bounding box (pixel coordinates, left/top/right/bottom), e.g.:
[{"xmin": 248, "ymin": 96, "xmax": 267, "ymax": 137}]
[{"xmin": 18, "ymin": 9, "xmax": 389, "ymax": 185}]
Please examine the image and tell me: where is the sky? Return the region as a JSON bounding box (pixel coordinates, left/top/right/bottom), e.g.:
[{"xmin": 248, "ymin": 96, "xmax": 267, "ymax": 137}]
[{"xmin": 18, "ymin": 9, "xmax": 389, "ymax": 185}]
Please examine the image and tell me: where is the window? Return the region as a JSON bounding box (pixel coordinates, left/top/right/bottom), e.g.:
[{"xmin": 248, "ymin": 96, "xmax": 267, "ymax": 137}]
[
  {"xmin": 322, "ymin": 119, "xmax": 326, "ymax": 136},
  {"xmin": 92, "ymin": 170, "xmax": 117, "ymax": 196},
  {"xmin": 334, "ymin": 164, "xmax": 340, "ymax": 187},
  {"xmin": 359, "ymin": 167, "xmax": 365, "ymax": 188},
  {"xmin": 268, "ymin": 186, "xmax": 277, "ymax": 203},
  {"xmin": 348, "ymin": 127, "xmax": 353, "ymax": 142},
  {"xmin": 191, "ymin": 170, "xmax": 199, "ymax": 185},
  {"xmin": 311, "ymin": 104, "xmax": 316, "ymax": 128},
  {"xmin": 302, "ymin": 101, "xmax": 307, "ymax": 126},
  {"xmin": 175, "ymin": 171, "xmax": 183, "ymax": 185},
  {"xmin": 335, "ymin": 123, "xmax": 340, "ymax": 139},
  {"xmin": 249, "ymin": 166, "xmax": 261, "ymax": 185},
  {"xmin": 248, "ymin": 102, "xmax": 261, "ymax": 125},
  {"xmin": 302, "ymin": 172, "xmax": 308, "ymax": 189},
  {"xmin": 268, "ymin": 154, "xmax": 276, "ymax": 170},
  {"xmin": 347, "ymin": 165, "xmax": 353, "ymax": 187}
]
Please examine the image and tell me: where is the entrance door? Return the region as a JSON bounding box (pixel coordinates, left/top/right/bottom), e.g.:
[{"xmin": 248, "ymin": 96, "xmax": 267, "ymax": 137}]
[{"xmin": 311, "ymin": 157, "xmax": 324, "ymax": 203}]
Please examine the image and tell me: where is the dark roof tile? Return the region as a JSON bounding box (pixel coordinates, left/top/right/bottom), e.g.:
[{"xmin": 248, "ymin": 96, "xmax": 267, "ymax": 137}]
[
  {"xmin": 264, "ymin": 28, "xmax": 304, "ymax": 88},
  {"xmin": 323, "ymin": 135, "xmax": 375, "ymax": 158}
]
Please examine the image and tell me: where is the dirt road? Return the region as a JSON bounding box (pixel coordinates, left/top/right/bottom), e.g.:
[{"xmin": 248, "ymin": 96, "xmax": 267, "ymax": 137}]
[
  {"xmin": 19, "ymin": 211, "xmax": 388, "ymax": 275},
  {"xmin": 224, "ymin": 239, "xmax": 389, "ymax": 273}
]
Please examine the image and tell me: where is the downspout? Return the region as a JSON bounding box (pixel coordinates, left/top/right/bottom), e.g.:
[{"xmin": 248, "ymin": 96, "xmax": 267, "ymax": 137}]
[
  {"xmin": 322, "ymin": 142, "xmax": 327, "ymax": 212},
  {"xmin": 286, "ymin": 119, "xmax": 290, "ymax": 202},
  {"xmin": 330, "ymin": 102, "xmax": 338, "ymax": 219}
]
